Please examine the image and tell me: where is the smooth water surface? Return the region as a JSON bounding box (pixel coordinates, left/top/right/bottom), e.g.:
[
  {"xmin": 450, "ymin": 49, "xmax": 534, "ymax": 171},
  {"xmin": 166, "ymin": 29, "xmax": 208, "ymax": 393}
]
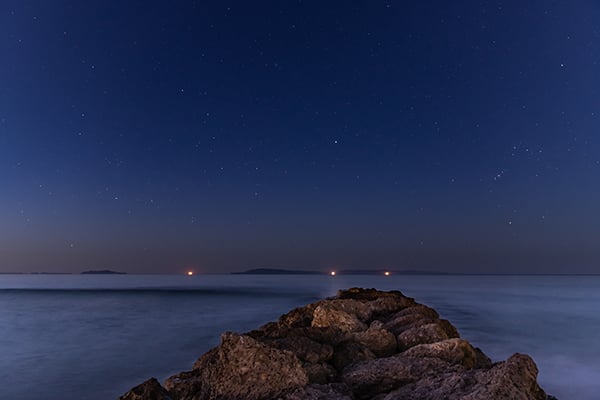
[{"xmin": 0, "ymin": 274, "xmax": 598, "ymax": 399}]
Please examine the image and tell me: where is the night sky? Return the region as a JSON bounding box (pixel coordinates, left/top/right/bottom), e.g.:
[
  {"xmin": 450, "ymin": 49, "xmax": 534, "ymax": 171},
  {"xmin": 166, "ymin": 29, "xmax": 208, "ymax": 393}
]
[{"xmin": 1, "ymin": 1, "xmax": 599, "ymax": 274}]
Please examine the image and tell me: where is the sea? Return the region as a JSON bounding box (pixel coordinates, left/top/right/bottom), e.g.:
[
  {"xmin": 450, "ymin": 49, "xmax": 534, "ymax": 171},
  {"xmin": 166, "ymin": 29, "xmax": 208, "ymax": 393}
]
[{"xmin": 0, "ymin": 274, "xmax": 598, "ymax": 400}]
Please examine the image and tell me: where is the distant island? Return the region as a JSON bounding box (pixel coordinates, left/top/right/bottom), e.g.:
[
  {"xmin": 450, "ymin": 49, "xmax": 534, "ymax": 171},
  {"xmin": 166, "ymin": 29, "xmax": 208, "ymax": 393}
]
[
  {"xmin": 80, "ymin": 270, "xmax": 126, "ymax": 275},
  {"xmin": 232, "ymin": 268, "xmax": 450, "ymax": 275}
]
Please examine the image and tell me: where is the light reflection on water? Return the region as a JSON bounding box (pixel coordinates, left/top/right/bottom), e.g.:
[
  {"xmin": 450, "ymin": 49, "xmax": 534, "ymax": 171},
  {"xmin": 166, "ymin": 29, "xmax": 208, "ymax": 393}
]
[{"xmin": 0, "ymin": 274, "xmax": 598, "ymax": 400}]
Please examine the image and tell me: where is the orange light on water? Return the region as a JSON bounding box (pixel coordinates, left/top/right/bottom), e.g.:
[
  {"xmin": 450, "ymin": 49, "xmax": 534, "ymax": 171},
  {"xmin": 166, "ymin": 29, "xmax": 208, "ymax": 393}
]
[
  {"xmin": 384, "ymin": 271, "xmax": 390, "ymax": 276},
  {"xmin": 187, "ymin": 271, "xmax": 194, "ymax": 276},
  {"xmin": 330, "ymin": 271, "xmax": 336, "ymax": 276}
]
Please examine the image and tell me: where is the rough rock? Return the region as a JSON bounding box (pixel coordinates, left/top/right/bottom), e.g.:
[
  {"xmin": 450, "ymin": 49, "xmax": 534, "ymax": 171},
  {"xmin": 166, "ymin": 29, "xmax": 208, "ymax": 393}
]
[
  {"xmin": 342, "ymin": 355, "xmax": 458, "ymax": 398},
  {"xmin": 401, "ymin": 338, "xmax": 491, "ymax": 368},
  {"xmin": 312, "ymin": 305, "xmax": 368, "ymax": 333},
  {"xmin": 335, "ymin": 288, "xmax": 404, "ymax": 301},
  {"xmin": 281, "ymin": 383, "xmax": 353, "ymax": 400},
  {"xmin": 392, "ymin": 304, "xmax": 439, "ymax": 319},
  {"xmin": 119, "ymin": 288, "xmax": 555, "ymax": 400},
  {"xmin": 325, "ymin": 299, "xmax": 372, "ymax": 321},
  {"xmin": 269, "ymin": 336, "xmax": 334, "ymax": 363},
  {"xmin": 381, "ymin": 353, "xmax": 547, "ymax": 400},
  {"xmin": 118, "ymin": 378, "xmax": 173, "ymax": 400},
  {"xmin": 332, "ymin": 341, "xmax": 376, "ymax": 370},
  {"xmin": 365, "ymin": 296, "xmax": 416, "ymax": 318},
  {"xmin": 396, "ymin": 320, "xmax": 459, "ymax": 351},
  {"xmin": 383, "ymin": 305, "xmax": 440, "ymax": 336},
  {"xmin": 278, "ymin": 303, "xmax": 322, "ymax": 328},
  {"xmin": 352, "ymin": 322, "xmax": 397, "ymax": 357},
  {"xmin": 302, "ymin": 362, "xmax": 338, "ymax": 384},
  {"xmin": 165, "ymin": 332, "xmax": 308, "ymax": 400},
  {"xmin": 248, "ymin": 324, "xmax": 352, "ymax": 346}
]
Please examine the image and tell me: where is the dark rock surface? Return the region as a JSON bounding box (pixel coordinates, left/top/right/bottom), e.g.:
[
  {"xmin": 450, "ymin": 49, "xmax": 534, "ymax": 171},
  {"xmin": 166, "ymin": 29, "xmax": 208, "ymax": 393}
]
[
  {"xmin": 118, "ymin": 378, "xmax": 172, "ymax": 400},
  {"xmin": 118, "ymin": 288, "xmax": 555, "ymax": 400}
]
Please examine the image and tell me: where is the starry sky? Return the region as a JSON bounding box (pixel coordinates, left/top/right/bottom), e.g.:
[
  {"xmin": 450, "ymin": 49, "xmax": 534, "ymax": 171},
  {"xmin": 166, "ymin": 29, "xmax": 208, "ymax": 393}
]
[{"xmin": 1, "ymin": 1, "xmax": 599, "ymax": 274}]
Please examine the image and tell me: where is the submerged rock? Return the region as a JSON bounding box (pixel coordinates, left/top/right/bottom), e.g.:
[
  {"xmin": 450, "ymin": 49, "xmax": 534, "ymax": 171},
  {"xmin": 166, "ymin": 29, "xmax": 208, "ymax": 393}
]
[{"xmin": 118, "ymin": 288, "xmax": 555, "ymax": 400}]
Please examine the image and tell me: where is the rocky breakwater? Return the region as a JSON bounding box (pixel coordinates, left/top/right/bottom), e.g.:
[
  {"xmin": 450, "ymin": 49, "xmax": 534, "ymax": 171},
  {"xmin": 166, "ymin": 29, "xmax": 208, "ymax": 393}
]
[{"xmin": 119, "ymin": 288, "xmax": 555, "ymax": 400}]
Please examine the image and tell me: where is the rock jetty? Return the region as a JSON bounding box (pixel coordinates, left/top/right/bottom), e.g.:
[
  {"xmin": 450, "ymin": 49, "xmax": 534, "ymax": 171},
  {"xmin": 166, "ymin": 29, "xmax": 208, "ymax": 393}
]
[{"xmin": 119, "ymin": 288, "xmax": 555, "ymax": 400}]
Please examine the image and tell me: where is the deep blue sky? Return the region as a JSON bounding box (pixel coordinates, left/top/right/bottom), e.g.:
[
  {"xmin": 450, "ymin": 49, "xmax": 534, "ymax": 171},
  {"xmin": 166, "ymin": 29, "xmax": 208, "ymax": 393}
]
[{"xmin": 1, "ymin": 1, "xmax": 599, "ymax": 274}]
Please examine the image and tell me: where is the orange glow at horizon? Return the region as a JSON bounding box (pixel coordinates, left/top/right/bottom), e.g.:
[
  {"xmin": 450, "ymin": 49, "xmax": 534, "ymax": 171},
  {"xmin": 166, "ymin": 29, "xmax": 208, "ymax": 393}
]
[
  {"xmin": 384, "ymin": 271, "xmax": 390, "ymax": 276},
  {"xmin": 330, "ymin": 271, "xmax": 336, "ymax": 276},
  {"xmin": 187, "ymin": 271, "xmax": 193, "ymax": 276}
]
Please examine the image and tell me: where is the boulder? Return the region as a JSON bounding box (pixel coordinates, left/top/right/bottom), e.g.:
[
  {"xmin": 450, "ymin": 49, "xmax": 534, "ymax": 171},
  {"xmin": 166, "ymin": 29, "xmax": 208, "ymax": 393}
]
[
  {"xmin": 342, "ymin": 355, "xmax": 458, "ymax": 398},
  {"xmin": 165, "ymin": 332, "xmax": 308, "ymax": 400},
  {"xmin": 278, "ymin": 303, "xmax": 322, "ymax": 328},
  {"xmin": 383, "ymin": 305, "xmax": 440, "ymax": 336},
  {"xmin": 401, "ymin": 338, "xmax": 491, "ymax": 369},
  {"xmin": 118, "ymin": 378, "xmax": 172, "ymax": 400},
  {"xmin": 332, "ymin": 341, "xmax": 376, "ymax": 370},
  {"xmin": 381, "ymin": 353, "xmax": 547, "ymax": 400},
  {"xmin": 365, "ymin": 296, "xmax": 415, "ymax": 319},
  {"xmin": 353, "ymin": 322, "xmax": 397, "ymax": 357},
  {"xmin": 396, "ymin": 320, "xmax": 459, "ymax": 351},
  {"xmin": 302, "ymin": 362, "xmax": 338, "ymax": 384},
  {"xmin": 312, "ymin": 305, "xmax": 368, "ymax": 333},
  {"xmin": 392, "ymin": 304, "xmax": 439, "ymax": 319},
  {"xmin": 325, "ymin": 299, "xmax": 372, "ymax": 321}
]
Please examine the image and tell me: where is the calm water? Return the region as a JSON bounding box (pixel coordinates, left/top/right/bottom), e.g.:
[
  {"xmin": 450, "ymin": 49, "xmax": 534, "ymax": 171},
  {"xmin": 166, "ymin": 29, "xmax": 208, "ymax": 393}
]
[{"xmin": 0, "ymin": 274, "xmax": 598, "ymax": 400}]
